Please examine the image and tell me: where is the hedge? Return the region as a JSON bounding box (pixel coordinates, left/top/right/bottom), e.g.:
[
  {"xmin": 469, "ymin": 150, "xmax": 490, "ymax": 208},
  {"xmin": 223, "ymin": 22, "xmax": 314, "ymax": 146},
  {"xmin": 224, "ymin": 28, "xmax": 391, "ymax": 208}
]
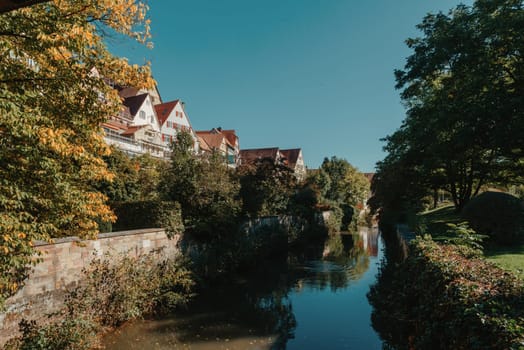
[
  {"xmin": 368, "ymin": 237, "xmax": 524, "ymax": 349},
  {"xmin": 462, "ymin": 191, "xmax": 524, "ymax": 245},
  {"xmin": 111, "ymin": 200, "xmax": 184, "ymax": 237}
]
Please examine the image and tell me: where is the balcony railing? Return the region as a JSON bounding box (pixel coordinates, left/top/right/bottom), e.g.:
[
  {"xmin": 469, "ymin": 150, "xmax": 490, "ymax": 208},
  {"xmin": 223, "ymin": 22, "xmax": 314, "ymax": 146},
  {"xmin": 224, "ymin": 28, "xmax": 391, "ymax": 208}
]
[{"xmin": 103, "ymin": 128, "xmax": 170, "ymax": 159}]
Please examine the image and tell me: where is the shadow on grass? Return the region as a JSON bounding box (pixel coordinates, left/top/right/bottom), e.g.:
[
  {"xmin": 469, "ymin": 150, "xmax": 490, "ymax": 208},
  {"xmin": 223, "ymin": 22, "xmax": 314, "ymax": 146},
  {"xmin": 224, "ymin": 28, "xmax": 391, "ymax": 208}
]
[{"xmin": 416, "ymin": 205, "xmax": 462, "ymax": 240}]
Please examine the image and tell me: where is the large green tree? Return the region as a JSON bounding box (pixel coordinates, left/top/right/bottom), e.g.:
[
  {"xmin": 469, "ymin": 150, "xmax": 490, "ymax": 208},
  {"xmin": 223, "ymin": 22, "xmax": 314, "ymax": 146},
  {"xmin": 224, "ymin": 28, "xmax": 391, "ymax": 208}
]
[
  {"xmin": 374, "ymin": 0, "xmax": 524, "ymax": 213},
  {"xmin": 159, "ymin": 132, "xmax": 241, "ymax": 240},
  {"xmin": 320, "ymin": 157, "xmax": 370, "ymax": 208},
  {"xmin": 0, "ymin": 0, "xmax": 153, "ymax": 305},
  {"xmin": 238, "ymin": 159, "xmax": 297, "ymax": 218}
]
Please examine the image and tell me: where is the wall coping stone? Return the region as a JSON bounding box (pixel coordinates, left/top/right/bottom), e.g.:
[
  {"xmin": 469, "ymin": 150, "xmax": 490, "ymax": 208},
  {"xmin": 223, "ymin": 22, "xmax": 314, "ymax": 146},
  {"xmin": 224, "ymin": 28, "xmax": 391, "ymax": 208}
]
[{"xmin": 33, "ymin": 228, "xmax": 165, "ymax": 247}]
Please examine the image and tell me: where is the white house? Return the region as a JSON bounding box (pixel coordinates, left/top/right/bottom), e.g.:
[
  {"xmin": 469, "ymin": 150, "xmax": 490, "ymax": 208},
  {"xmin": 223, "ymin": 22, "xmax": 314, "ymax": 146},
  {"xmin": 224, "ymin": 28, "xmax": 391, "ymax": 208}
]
[
  {"xmin": 102, "ymin": 92, "xmax": 168, "ymax": 158},
  {"xmin": 155, "ymin": 100, "xmax": 199, "ymax": 152}
]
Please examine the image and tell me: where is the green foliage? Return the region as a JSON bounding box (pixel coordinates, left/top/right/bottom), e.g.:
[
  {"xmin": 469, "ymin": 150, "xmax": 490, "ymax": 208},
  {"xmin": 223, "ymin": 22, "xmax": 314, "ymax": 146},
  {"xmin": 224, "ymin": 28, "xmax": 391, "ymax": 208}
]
[
  {"xmin": 5, "ymin": 252, "xmax": 195, "ymax": 349},
  {"xmin": 320, "ymin": 157, "xmax": 370, "ymax": 207},
  {"xmin": 160, "ymin": 132, "xmax": 241, "ymax": 240},
  {"xmin": 69, "ymin": 252, "xmax": 194, "ymax": 327},
  {"xmin": 443, "ymin": 222, "xmax": 486, "ymax": 257},
  {"xmin": 238, "ymin": 159, "xmax": 297, "ymax": 217},
  {"xmin": 372, "ymin": 0, "xmax": 524, "ymax": 215},
  {"xmin": 369, "ymin": 237, "xmax": 524, "ymax": 349},
  {"xmin": 111, "ymin": 200, "xmax": 184, "ymax": 238},
  {"xmin": 324, "ymin": 204, "xmax": 344, "ymax": 234},
  {"xmin": 0, "ymin": 0, "xmax": 153, "ymax": 307},
  {"xmin": 94, "ymin": 148, "xmax": 166, "ymax": 203},
  {"xmin": 462, "ymin": 191, "xmax": 524, "ymax": 245},
  {"xmin": 5, "ymin": 318, "xmax": 97, "ymax": 350},
  {"xmin": 308, "ymin": 157, "xmax": 370, "ymax": 232}
]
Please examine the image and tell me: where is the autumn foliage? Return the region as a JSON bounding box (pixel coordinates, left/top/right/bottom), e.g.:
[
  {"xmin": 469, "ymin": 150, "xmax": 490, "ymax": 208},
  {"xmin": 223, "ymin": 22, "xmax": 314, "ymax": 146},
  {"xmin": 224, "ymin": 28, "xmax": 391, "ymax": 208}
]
[{"xmin": 0, "ymin": 0, "xmax": 154, "ymax": 306}]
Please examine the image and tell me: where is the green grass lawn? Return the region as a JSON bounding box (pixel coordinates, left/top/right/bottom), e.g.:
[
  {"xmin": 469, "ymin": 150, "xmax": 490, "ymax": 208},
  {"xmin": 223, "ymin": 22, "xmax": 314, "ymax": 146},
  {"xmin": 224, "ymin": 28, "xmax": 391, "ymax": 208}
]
[
  {"xmin": 484, "ymin": 244, "xmax": 524, "ymax": 279},
  {"xmin": 416, "ymin": 204, "xmax": 524, "ymax": 279},
  {"xmin": 415, "ymin": 204, "xmax": 462, "ymax": 241}
]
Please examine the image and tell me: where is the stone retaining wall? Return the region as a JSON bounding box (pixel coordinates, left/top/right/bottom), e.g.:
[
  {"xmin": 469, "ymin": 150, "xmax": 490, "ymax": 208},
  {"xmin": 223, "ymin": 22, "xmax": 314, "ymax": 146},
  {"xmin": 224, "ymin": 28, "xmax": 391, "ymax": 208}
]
[{"xmin": 0, "ymin": 228, "xmax": 179, "ymax": 346}]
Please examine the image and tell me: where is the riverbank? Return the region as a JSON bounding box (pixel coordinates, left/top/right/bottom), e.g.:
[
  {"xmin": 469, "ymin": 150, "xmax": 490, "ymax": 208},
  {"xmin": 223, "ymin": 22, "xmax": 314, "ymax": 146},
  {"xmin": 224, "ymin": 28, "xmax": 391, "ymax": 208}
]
[
  {"xmin": 103, "ymin": 228, "xmax": 384, "ymax": 350},
  {"xmin": 368, "ymin": 203, "xmax": 524, "ymax": 349}
]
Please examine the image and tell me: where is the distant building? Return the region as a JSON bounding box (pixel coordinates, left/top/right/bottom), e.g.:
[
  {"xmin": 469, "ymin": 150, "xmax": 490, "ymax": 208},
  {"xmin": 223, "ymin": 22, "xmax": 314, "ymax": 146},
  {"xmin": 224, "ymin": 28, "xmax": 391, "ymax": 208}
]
[
  {"xmin": 239, "ymin": 147, "xmax": 284, "ymax": 166},
  {"xmin": 155, "ymin": 100, "xmax": 199, "ymax": 153},
  {"xmin": 363, "ymin": 173, "xmax": 375, "ymax": 183},
  {"xmin": 240, "ymin": 147, "xmax": 307, "ymax": 181},
  {"xmin": 101, "ymin": 86, "xmax": 169, "ymax": 159},
  {"xmin": 196, "ymin": 128, "xmax": 240, "ymax": 167},
  {"xmin": 280, "ymin": 148, "xmax": 307, "ymax": 182}
]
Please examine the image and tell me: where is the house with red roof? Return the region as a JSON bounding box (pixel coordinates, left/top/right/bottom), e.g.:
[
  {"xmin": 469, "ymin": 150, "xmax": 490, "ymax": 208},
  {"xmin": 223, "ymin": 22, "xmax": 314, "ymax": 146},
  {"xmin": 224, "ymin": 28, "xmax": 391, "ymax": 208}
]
[
  {"xmin": 196, "ymin": 127, "xmax": 240, "ymax": 167},
  {"xmin": 102, "ymin": 87, "xmax": 167, "ymax": 158},
  {"xmin": 239, "ymin": 147, "xmax": 284, "ymax": 166},
  {"xmin": 280, "ymin": 148, "xmax": 307, "ymax": 182},
  {"xmin": 240, "ymin": 147, "xmax": 307, "ymax": 181},
  {"xmin": 155, "ymin": 100, "xmax": 199, "ymax": 153}
]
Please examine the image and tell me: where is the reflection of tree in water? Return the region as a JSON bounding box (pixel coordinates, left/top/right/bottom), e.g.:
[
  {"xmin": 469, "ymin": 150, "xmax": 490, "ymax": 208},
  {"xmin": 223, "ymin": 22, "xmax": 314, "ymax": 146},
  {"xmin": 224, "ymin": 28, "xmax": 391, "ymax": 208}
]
[
  {"xmin": 171, "ymin": 228, "xmax": 378, "ymax": 349},
  {"xmin": 294, "ymin": 232, "xmax": 372, "ymax": 292},
  {"xmin": 367, "ymin": 228, "xmax": 409, "ymax": 350}
]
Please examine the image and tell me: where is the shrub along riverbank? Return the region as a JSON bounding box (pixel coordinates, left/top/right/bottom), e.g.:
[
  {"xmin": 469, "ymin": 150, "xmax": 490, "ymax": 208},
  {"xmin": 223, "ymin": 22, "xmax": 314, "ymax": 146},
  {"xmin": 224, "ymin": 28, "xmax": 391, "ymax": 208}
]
[
  {"xmin": 368, "ymin": 236, "xmax": 524, "ymax": 350},
  {"xmin": 5, "ymin": 252, "xmax": 194, "ymax": 350}
]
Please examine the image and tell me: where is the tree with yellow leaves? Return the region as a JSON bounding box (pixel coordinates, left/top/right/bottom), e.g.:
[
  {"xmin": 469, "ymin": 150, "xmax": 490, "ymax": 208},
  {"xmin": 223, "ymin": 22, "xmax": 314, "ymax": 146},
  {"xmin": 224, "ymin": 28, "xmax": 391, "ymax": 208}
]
[{"xmin": 0, "ymin": 0, "xmax": 154, "ymax": 307}]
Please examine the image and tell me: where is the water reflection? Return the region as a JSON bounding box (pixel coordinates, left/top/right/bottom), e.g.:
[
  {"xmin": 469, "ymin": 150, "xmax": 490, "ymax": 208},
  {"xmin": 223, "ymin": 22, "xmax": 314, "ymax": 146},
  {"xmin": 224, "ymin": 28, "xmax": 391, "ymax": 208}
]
[{"xmin": 103, "ymin": 228, "xmax": 382, "ymax": 350}]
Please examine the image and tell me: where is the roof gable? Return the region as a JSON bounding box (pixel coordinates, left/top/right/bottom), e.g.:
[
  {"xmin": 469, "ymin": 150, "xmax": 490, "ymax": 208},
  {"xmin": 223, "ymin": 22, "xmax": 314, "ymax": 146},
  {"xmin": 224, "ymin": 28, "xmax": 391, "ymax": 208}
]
[
  {"xmin": 122, "ymin": 93, "xmax": 148, "ymax": 116},
  {"xmin": 154, "ymin": 100, "xmax": 179, "ymax": 126},
  {"xmin": 280, "ymin": 149, "xmax": 302, "ymax": 168},
  {"xmin": 195, "ymin": 132, "xmax": 227, "ymax": 149},
  {"xmin": 239, "ymin": 147, "xmax": 280, "ymax": 164}
]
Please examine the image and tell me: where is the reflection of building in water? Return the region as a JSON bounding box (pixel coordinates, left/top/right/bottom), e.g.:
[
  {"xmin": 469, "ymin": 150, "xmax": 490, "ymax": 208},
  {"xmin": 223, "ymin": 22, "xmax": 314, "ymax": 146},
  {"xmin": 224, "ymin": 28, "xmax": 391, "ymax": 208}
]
[{"xmin": 358, "ymin": 227, "xmax": 379, "ymax": 257}]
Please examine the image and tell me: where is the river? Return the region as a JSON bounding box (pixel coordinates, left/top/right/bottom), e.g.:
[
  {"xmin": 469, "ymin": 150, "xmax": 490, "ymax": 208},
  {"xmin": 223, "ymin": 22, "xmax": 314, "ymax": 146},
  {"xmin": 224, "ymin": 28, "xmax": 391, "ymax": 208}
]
[{"xmin": 103, "ymin": 227, "xmax": 383, "ymax": 349}]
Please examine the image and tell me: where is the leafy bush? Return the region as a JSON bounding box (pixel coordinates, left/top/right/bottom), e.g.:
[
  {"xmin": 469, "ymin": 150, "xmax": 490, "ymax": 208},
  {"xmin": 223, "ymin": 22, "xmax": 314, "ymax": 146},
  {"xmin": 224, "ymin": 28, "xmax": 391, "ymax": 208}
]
[
  {"xmin": 5, "ymin": 251, "xmax": 195, "ymax": 349},
  {"xmin": 462, "ymin": 191, "xmax": 524, "ymax": 245},
  {"xmin": 111, "ymin": 200, "xmax": 184, "ymax": 237},
  {"xmin": 443, "ymin": 222, "xmax": 487, "ymax": 257},
  {"xmin": 368, "ymin": 237, "xmax": 524, "ymax": 349},
  {"xmin": 323, "ymin": 204, "xmax": 344, "ymax": 234},
  {"xmin": 5, "ymin": 318, "xmax": 97, "ymax": 350}
]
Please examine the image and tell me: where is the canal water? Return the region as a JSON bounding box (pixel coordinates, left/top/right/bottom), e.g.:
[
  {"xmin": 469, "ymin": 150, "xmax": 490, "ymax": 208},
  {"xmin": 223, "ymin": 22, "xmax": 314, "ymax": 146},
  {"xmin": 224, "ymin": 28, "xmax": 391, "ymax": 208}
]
[{"xmin": 103, "ymin": 227, "xmax": 383, "ymax": 349}]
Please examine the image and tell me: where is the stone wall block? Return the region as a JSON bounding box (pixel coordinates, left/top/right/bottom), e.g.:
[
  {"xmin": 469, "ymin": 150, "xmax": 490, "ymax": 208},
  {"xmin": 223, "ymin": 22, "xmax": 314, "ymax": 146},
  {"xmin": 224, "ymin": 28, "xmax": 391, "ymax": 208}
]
[{"xmin": 0, "ymin": 229, "xmax": 176, "ymax": 347}]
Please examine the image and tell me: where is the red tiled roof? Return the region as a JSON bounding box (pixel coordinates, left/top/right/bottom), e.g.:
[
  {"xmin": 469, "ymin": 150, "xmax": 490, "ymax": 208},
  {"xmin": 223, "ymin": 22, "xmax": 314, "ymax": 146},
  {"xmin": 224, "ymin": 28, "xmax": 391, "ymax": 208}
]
[
  {"xmin": 221, "ymin": 129, "xmax": 238, "ymax": 147},
  {"xmin": 122, "ymin": 93, "xmax": 148, "ymax": 117},
  {"xmin": 197, "ymin": 135, "xmax": 212, "ymax": 152},
  {"xmin": 239, "ymin": 148, "xmax": 280, "ymax": 164},
  {"xmin": 364, "ymin": 173, "xmax": 375, "ymax": 182},
  {"xmin": 121, "ymin": 125, "xmax": 147, "ymax": 136},
  {"xmin": 195, "ymin": 131, "xmax": 225, "ymax": 150},
  {"xmin": 102, "ymin": 120, "xmax": 128, "ymax": 132},
  {"xmin": 154, "ymin": 100, "xmax": 179, "ymax": 126},
  {"xmin": 280, "ymin": 149, "xmax": 301, "ymax": 169}
]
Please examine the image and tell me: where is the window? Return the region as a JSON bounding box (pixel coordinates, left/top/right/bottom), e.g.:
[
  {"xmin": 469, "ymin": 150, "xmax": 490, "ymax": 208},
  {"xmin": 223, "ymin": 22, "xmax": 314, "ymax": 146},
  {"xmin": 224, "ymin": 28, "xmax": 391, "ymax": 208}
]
[
  {"xmin": 139, "ymin": 111, "xmax": 146, "ymax": 119},
  {"xmin": 150, "ymin": 115, "xmax": 154, "ymax": 123}
]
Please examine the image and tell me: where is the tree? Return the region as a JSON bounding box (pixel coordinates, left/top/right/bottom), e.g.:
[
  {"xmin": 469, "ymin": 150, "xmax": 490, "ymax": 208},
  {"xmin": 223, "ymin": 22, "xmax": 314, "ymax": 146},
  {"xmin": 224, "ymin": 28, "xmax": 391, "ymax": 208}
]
[
  {"xmin": 320, "ymin": 157, "xmax": 370, "ymax": 208},
  {"xmin": 374, "ymin": 0, "xmax": 524, "ymax": 213},
  {"xmin": 159, "ymin": 131, "xmax": 241, "ymax": 239},
  {"xmin": 0, "ymin": 1, "xmax": 153, "ymax": 305},
  {"xmin": 238, "ymin": 158, "xmax": 297, "ymax": 218}
]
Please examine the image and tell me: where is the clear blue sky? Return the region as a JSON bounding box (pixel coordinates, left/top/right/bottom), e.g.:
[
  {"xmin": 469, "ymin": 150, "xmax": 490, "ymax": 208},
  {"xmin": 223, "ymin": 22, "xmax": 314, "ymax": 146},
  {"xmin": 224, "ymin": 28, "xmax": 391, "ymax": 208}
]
[{"xmin": 109, "ymin": 0, "xmax": 471, "ymax": 172}]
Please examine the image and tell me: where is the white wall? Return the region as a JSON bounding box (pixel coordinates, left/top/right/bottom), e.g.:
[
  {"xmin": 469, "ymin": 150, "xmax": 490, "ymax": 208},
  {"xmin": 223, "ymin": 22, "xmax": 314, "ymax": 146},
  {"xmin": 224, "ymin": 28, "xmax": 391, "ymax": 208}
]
[{"xmin": 132, "ymin": 95, "xmax": 160, "ymax": 132}]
